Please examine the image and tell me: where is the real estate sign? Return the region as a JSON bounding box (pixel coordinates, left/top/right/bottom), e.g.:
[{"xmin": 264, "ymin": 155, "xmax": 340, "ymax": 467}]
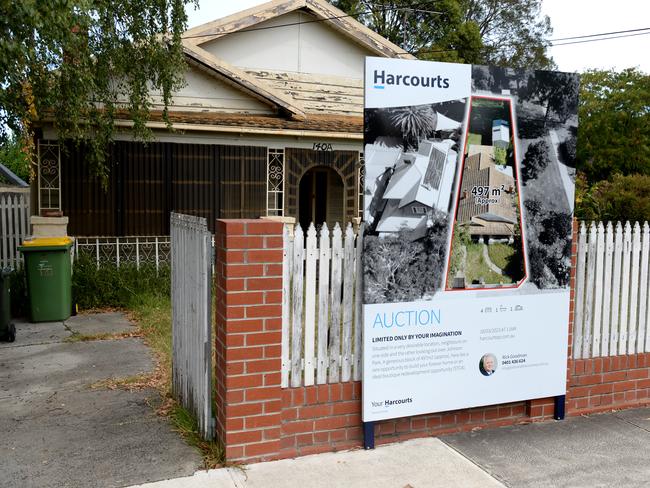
[{"xmin": 362, "ymin": 57, "xmax": 579, "ymax": 422}]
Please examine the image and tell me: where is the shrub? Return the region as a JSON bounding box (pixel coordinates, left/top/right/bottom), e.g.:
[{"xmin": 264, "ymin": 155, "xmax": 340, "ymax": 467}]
[
  {"xmin": 71, "ymin": 254, "xmax": 170, "ymax": 310},
  {"xmin": 584, "ymin": 174, "xmax": 650, "ymax": 223}
]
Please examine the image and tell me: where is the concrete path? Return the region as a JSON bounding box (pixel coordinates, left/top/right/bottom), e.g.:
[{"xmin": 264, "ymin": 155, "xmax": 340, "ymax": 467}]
[
  {"xmin": 0, "ymin": 314, "xmax": 201, "ymax": 488},
  {"xmin": 443, "ymin": 408, "xmax": 650, "ymax": 488},
  {"xmin": 126, "ymin": 407, "xmax": 650, "ymax": 488},
  {"xmin": 128, "ymin": 437, "xmax": 505, "ymax": 488},
  {"xmin": 482, "ymin": 243, "xmax": 504, "ymax": 276}
]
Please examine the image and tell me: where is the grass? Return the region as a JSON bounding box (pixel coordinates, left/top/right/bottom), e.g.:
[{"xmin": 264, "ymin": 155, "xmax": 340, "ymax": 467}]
[
  {"xmin": 125, "ymin": 293, "xmax": 226, "ymax": 468},
  {"xmin": 79, "ymin": 289, "xmax": 225, "ymax": 468},
  {"xmin": 487, "ymin": 243, "xmax": 516, "ymax": 270},
  {"xmin": 467, "ymin": 133, "xmax": 482, "ymax": 146},
  {"xmin": 465, "ymin": 242, "xmax": 513, "ymax": 285}
]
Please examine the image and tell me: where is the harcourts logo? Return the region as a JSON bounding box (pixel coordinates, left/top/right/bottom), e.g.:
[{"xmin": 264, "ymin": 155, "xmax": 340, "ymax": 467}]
[{"xmin": 373, "ymin": 69, "xmax": 450, "ymax": 89}]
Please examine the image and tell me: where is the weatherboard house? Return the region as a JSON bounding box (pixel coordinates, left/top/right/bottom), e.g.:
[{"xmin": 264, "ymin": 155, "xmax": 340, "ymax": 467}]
[{"xmin": 32, "ymin": 0, "xmax": 413, "ymax": 236}]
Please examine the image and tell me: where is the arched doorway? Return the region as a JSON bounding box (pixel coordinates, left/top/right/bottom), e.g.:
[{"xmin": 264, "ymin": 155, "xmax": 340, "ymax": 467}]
[{"xmin": 298, "ymin": 166, "xmax": 345, "ymax": 231}]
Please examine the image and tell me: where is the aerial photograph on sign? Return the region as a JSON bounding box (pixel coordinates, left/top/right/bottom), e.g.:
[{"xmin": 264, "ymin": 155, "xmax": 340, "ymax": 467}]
[{"xmin": 363, "ymin": 62, "xmax": 579, "ymax": 303}]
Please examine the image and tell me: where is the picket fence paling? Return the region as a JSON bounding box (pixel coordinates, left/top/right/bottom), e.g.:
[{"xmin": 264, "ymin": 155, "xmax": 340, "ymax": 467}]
[
  {"xmin": 574, "ymin": 221, "xmax": 650, "ymax": 359},
  {"xmin": 170, "ymin": 213, "xmax": 213, "ymax": 440},
  {"xmin": 0, "ymin": 193, "xmax": 30, "ymax": 270},
  {"xmin": 282, "ymin": 222, "xmax": 362, "ymax": 388}
]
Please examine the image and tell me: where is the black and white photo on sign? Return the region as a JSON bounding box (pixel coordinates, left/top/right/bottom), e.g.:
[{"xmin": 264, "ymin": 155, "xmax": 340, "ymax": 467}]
[{"xmin": 363, "ymin": 65, "xmax": 580, "ymax": 304}]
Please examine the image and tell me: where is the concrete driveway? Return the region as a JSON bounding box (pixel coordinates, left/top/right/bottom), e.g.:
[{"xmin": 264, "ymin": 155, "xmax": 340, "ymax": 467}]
[{"xmin": 0, "ymin": 313, "xmax": 201, "ymax": 488}]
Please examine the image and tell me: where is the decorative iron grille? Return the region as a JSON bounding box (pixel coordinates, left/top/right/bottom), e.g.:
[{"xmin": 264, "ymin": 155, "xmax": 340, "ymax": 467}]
[
  {"xmin": 267, "ymin": 148, "xmax": 285, "ymax": 216},
  {"xmin": 38, "ymin": 141, "xmax": 61, "ymax": 213}
]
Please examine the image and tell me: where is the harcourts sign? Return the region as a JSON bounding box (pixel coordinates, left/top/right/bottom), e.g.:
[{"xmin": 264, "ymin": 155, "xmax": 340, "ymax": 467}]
[
  {"xmin": 362, "ymin": 56, "xmax": 579, "ymax": 422},
  {"xmin": 365, "ymin": 58, "xmax": 470, "ymax": 108},
  {"xmin": 372, "ymin": 70, "xmax": 451, "ymax": 89}
]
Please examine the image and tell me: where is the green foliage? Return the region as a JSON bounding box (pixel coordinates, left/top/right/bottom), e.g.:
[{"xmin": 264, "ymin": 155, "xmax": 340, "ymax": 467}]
[
  {"xmin": 71, "ymin": 254, "xmax": 170, "ymax": 310},
  {"xmin": 0, "ymin": 135, "xmax": 31, "ymax": 182},
  {"xmin": 1, "ymin": 0, "xmax": 194, "ymax": 184},
  {"xmin": 448, "ymin": 223, "xmax": 469, "ymax": 278},
  {"xmin": 493, "ymin": 146, "xmax": 506, "ymax": 165},
  {"xmin": 487, "ymin": 243, "xmax": 515, "ymax": 271},
  {"xmin": 577, "ymin": 174, "xmax": 650, "ymax": 223},
  {"xmin": 332, "ymin": 0, "xmax": 553, "ymax": 68},
  {"xmin": 578, "ymin": 68, "xmax": 650, "ymax": 184},
  {"xmin": 464, "ymin": 242, "xmax": 511, "ymax": 285}
]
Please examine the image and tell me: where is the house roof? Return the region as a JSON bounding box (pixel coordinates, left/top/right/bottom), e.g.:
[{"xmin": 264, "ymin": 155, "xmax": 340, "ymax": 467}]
[
  {"xmin": 182, "ymin": 0, "xmax": 414, "ymax": 60},
  {"xmin": 115, "ymin": 110, "xmax": 363, "ymax": 135},
  {"xmin": 179, "ymin": 0, "xmax": 414, "ymax": 126},
  {"xmin": 457, "ymin": 148, "xmax": 517, "ymax": 233}
]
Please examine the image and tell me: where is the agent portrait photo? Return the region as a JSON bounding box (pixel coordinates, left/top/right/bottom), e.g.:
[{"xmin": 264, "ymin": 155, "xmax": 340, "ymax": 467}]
[{"xmin": 479, "ymin": 353, "xmax": 497, "ymax": 376}]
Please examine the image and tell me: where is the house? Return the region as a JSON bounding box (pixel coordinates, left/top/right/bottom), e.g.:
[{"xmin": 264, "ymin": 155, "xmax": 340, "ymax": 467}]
[
  {"xmin": 34, "ymin": 0, "xmax": 413, "ymax": 235},
  {"xmin": 370, "ymin": 138, "xmax": 457, "ymax": 236},
  {"xmin": 456, "ymin": 144, "xmax": 517, "ymax": 241}
]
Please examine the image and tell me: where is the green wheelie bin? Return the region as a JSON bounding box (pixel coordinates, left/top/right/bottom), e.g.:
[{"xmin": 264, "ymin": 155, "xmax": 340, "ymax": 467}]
[
  {"xmin": 18, "ymin": 237, "xmax": 73, "ymax": 322},
  {"xmin": 0, "ymin": 268, "xmax": 15, "ymax": 342}
]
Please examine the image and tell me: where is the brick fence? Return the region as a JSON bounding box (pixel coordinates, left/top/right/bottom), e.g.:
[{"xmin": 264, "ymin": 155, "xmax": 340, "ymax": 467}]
[{"xmin": 214, "ymin": 219, "xmax": 650, "ymax": 463}]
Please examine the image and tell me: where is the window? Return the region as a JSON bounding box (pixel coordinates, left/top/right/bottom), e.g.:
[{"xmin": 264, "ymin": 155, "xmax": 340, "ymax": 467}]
[
  {"xmin": 411, "ymin": 206, "xmax": 427, "ymax": 215},
  {"xmin": 266, "ymin": 148, "xmax": 284, "ymax": 216}
]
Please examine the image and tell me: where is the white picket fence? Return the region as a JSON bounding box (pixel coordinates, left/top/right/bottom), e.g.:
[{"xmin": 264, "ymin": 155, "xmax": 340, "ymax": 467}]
[
  {"xmin": 0, "ymin": 191, "xmax": 30, "ymax": 269},
  {"xmin": 282, "ymin": 222, "xmax": 363, "ymax": 388},
  {"xmin": 170, "ymin": 213, "xmax": 214, "ymax": 440},
  {"xmin": 574, "ymin": 221, "xmax": 650, "ymax": 359},
  {"xmin": 281, "ymin": 220, "xmax": 650, "ymax": 386}
]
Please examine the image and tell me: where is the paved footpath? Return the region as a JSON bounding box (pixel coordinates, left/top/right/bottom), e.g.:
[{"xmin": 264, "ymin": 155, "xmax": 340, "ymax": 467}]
[
  {"xmin": 129, "ymin": 407, "xmax": 650, "ymax": 488},
  {"xmin": 0, "ymin": 314, "xmax": 201, "ymax": 488}
]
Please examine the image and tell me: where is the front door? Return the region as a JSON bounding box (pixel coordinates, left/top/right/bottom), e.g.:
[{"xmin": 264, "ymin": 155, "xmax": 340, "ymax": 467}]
[{"xmin": 298, "ymin": 166, "xmax": 344, "ymax": 231}]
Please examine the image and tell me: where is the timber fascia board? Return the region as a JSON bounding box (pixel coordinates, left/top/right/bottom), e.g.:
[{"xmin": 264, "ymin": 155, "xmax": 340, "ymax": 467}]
[
  {"xmin": 183, "ymin": 0, "xmax": 307, "ymax": 46},
  {"xmin": 182, "ymin": 41, "xmax": 307, "ymax": 120},
  {"xmin": 182, "ymin": 0, "xmax": 414, "ymax": 60}
]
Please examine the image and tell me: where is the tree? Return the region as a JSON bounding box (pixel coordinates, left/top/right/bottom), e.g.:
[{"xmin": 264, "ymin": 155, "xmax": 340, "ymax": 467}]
[
  {"xmin": 0, "ymin": 135, "xmax": 31, "ymax": 182},
  {"xmin": 521, "ymin": 139, "xmax": 551, "ymax": 182},
  {"xmin": 520, "ymin": 70, "xmax": 580, "ymax": 126},
  {"xmin": 389, "ymin": 105, "xmax": 436, "ymax": 150},
  {"xmin": 1, "ymin": 1, "xmax": 192, "ymax": 183},
  {"xmin": 578, "ymin": 68, "xmax": 650, "ymax": 184},
  {"xmin": 462, "ymin": 0, "xmax": 554, "ymax": 69},
  {"xmin": 331, "ymin": 0, "xmax": 553, "ymax": 68}
]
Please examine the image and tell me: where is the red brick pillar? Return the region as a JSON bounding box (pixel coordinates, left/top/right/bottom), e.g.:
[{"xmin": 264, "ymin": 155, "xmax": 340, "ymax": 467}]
[{"xmin": 214, "ymin": 219, "xmax": 284, "ymax": 461}]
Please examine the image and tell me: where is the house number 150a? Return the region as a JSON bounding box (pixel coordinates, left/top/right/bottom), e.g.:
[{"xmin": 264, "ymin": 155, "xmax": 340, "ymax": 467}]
[{"xmin": 313, "ymin": 143, "xmax": 333, "ymax": 151}]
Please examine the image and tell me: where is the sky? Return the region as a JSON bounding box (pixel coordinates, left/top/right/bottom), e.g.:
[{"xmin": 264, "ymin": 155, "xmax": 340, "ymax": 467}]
[{"xmin": 185, "ymin": 0, "xmax": 650, "ymax": 73}]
